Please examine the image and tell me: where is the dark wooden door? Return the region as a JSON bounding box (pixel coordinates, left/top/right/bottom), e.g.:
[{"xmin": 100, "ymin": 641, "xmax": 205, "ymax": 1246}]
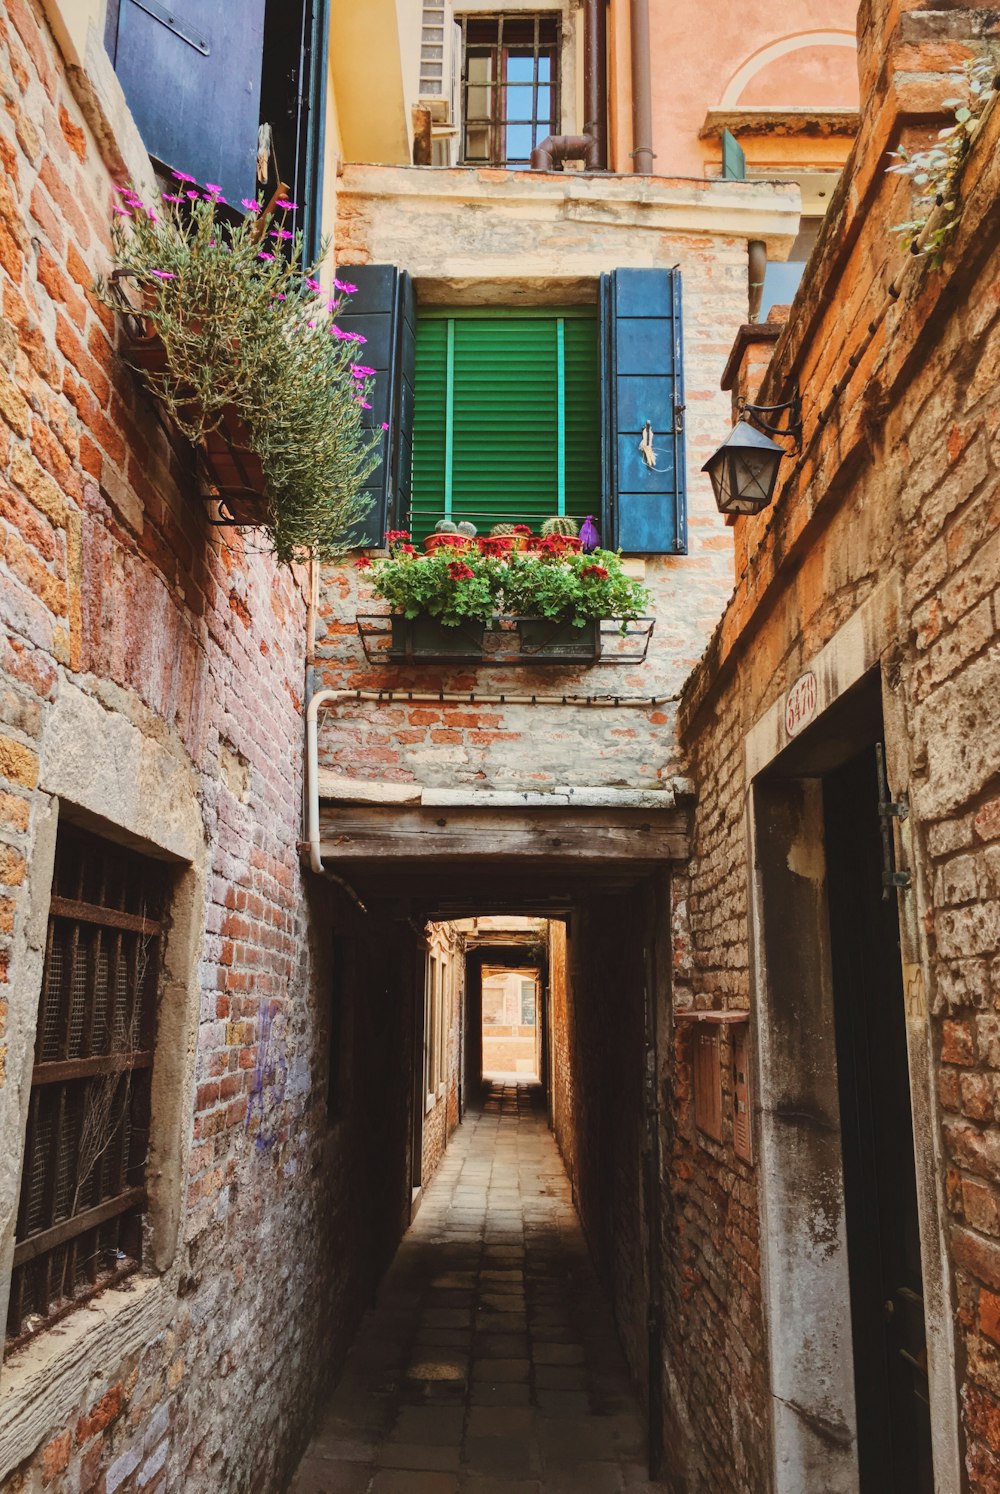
[{"xmin": 824, "ymin": 747, "xmax": 934, "ymax": 1493}]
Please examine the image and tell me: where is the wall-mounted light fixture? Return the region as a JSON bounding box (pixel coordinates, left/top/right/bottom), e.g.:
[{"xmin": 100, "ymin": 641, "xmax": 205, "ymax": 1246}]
[{"xmin": 702, "ymin": 392, "xmax": 802, "ymax": 517}]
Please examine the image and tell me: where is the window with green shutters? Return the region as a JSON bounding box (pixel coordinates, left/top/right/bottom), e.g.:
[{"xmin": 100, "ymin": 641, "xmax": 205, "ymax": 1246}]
[{"xmin": 410, "ymin": 309, "xmax": 601, "ymax": 541}]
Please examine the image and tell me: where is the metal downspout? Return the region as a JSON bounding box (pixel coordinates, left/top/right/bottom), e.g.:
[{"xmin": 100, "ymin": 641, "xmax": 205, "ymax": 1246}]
[{"xmin": 629, "ymin": 0, "xmax": 654, "ymax": 174}]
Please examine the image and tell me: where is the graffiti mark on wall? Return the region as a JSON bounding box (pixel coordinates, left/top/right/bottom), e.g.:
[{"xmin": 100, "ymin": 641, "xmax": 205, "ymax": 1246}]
[{"xmin": 245, "ymin": 997, "xmax": 288, "ymax": 1151}]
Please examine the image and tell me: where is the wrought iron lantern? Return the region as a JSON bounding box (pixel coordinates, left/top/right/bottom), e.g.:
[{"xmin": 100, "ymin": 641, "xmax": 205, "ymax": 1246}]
[{"xmin": 702, "ymin": 394, "xmax": 802, "ymax": 517}]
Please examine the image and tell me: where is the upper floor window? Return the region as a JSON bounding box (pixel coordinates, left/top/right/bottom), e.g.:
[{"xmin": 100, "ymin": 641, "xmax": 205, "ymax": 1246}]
[
  {"xmin": 5, "ymin": 825, "xmax": 166, "ymax": 1351},
  {"xmin": 460, "ymin": 14, "xmax": 560, "ymax": 167},
  {"xmin": 106, "ymin": 0, "xmax": 321, "ymax": 254}
]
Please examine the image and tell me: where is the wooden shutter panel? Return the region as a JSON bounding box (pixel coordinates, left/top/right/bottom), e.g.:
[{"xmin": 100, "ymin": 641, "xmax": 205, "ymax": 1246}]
[
  {"xmin": 733, "ymin": 1023, "xmax": 753, "ymax": 1163},
  {"xmin": 109, "ymin": 0, "xmax": 266, "ymax": 205},
  {"xmin": 601, "ymin": 268, "xmax": 687, "ymax": 555},
  {"xmin": 410, "ymin": 312, "xmax": 600, "ymax": 540},
  {"xmin": 336, "ymin": 265, "xmax": 416, "ymax": 548}
]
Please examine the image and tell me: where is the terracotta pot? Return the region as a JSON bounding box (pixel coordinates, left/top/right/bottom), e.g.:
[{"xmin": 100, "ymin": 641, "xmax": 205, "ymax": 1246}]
[
  {"xmin": 527, "ymin": 535, "xmax": 582, "ymax": 554},
  {"xmin": 423, "ymin": 533, "xmax": 472, "ymax": 553}
]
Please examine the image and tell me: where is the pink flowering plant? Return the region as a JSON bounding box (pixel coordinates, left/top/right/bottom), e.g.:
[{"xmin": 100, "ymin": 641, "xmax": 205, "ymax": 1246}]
[
  {"xmin": 96, "ymin": 180, "xmax": 379, "ymax": 563},
  {"xmin": 362, "ymin": 533, "xmax": 648, "ymax": 630}
]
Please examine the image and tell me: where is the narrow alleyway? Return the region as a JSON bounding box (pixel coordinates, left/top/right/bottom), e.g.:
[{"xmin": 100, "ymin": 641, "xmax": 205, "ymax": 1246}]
[{"xmin": 289, "ymin": 1083, "xmax": 662, "ymax": 1493}]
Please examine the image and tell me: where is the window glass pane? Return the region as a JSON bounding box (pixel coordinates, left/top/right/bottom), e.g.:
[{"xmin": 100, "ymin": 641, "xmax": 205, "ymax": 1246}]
[
  {"xmin": 505, "ymin": 85, "xmax": 535, "ymax": 123},
  {"xmin": 465, "ymin": 126, "xmax": 491, "ymax": 161},
  {"xmin": 466, "ymin": 86, "xmax": 492, "ymax": 122},
  {"xmin": 537, "ymin": 56, "xmax": 550, "ymax": 82},
  {"xmin": 535, "ymin": 86, "xmax": 551, "ymax": 126},
  {"xmin": 505, "ymin": 123, "xmax": 533, "ymax": 161},
  {"xmin": 467, "ymin": 53, "xmax": 493, "ymax": 82},
  {"xmin": 506, "ymin": 54, "xmax": 535, "ymax": 84}
]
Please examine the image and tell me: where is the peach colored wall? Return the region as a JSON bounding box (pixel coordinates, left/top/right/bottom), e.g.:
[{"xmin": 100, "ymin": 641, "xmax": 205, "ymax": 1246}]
[{"xmin": 609, "ymin": 0, "xmax": 860, "ymax": 176}]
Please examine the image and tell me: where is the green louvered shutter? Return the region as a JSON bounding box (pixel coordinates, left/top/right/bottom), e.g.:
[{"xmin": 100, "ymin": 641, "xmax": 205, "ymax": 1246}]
[{"xmin": 410, "ymin": 311, "xmax": 601, "ymax": 541}]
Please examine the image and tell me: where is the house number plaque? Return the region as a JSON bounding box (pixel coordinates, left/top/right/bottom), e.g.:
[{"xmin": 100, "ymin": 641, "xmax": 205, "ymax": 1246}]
[{"xmin": 784, "ymin": 670, "xmax": 817, "ymax": 738}]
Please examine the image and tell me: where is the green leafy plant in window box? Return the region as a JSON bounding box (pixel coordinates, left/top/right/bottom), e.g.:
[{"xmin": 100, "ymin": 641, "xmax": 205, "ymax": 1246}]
[
  {"xmin": 356, "ymin": 533, "xmax": 498, "ymax": 657},
  {"xmin": 358, "ymin": 531, "xmax": 649, "ymax": 660},
  {"xmin": 96, "ymin": 180, "xmax": 380, "ymax": 563}
]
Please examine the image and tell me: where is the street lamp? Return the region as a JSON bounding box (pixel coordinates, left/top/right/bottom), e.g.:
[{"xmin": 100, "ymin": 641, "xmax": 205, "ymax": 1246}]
[{"xmin": 702, "ymin": 395, "xmax": 802, "ymax": 517}]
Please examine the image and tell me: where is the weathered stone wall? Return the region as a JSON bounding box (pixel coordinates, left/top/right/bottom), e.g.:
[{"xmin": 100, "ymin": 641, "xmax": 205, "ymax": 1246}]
[
  {"xmin": 670, "ymin": 2, "xmax": 1000, "ymax": 1488},
  {"xmin": 0, "ymin": 3, "xmax": 421, "ymax": 1490},
  {"xmin": 315, "ymin": 170, "xmax": 801, "ymax": 794}
]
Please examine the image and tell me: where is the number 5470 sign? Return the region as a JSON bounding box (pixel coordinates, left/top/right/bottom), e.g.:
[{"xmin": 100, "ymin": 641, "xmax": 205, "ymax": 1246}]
[{"xmin": 785, "ymin": 671, "xmax": 817, "ymax": 738}]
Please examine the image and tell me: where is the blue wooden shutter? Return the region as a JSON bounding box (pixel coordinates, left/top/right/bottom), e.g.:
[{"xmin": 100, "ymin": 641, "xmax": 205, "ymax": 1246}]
[
  {"xmin": 601, "ymin": 268, "xmax": 687, "ymax": 555},
  {"xmin": 336, "ymin": 265, "xmax": 415, "ymax": 548},
  {"xmin": 109, "ymin": 0, "xmax": 266, "ymax": 204}
]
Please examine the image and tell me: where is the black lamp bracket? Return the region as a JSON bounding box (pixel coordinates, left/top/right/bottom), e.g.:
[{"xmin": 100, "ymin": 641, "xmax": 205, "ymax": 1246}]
[{"xmin": 738, "ymin": 391, "xmax": 802, "ymax": 454}]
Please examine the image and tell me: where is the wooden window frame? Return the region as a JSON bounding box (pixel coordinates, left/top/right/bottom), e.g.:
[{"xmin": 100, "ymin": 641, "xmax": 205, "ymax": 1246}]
[
  {"xmin": 5, "ymin": 826, "xmax": 167, "ymax": 1353},
  {"xmin": 459, "ymin": 13, "xmax": 561, "ymax": 168},
  {"xmin": 438, "ymin": 956, "xmax": 449, "ymax": 1098}
]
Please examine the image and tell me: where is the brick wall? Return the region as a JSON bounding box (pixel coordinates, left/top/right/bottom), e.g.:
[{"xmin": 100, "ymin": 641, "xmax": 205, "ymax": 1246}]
[
  {"xmin": 669, "ymin": 2, "xmax": 1000, "ymax": 1488},
  {"xmin": 0, "ymin": 3, "xmax": 421, "ymax": 1489}
]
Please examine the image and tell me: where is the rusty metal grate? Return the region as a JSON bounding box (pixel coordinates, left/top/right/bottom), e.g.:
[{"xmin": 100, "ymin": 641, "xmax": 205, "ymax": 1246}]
[
  {"xmin": 5, "ymin": 824, "xmax": 167, "ymax": 1352},
  {"xmin": 459, "ymin": 14, "xmax": 560, "ymax": 167}
]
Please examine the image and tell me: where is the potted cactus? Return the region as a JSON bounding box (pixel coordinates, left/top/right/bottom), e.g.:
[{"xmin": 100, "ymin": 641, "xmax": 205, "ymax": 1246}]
[{"xmin": 424, "ymin": 519, "xmax": 475, "ymax": 553}]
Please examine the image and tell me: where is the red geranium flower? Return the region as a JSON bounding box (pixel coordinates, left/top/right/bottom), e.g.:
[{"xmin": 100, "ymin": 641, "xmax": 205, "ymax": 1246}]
[
  {"xmin": 581, "ymin": 564, "xmax": 609, "ymax": 580},
  {"xmin": 385, "ymin": 529, "xmax": 411, "ymax": 544},
  {"xmin": 399, "ymin": 543, "xmax": 417, "ymax": 556},
  {"xmin": 513, "ymin": 524, "xmax": 532, "ymax": 535},
  {"xmin": 354, "ymin": 556, "xmax": 373, "ymax": 570},
  {"xmin": 447, "ymin": 560, "xmax": 475, "ymax": 581}
]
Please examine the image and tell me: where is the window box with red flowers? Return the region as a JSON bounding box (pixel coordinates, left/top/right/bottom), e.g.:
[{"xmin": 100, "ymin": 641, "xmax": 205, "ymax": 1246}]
[{"xmin": 355, "ymin": 533, "xmax": 650, "ymax": 664}]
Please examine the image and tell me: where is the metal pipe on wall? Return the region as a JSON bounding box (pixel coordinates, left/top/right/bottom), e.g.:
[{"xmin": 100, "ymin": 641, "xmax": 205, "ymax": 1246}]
[
  {"xmin": 583, "ymin": 0, "xmax": 608, "ymax": 170},
  {"xmin": 629, "ymin": 0, "xmax": 654, "ymax": 174},
  {"xmin": 531, "ymin": 0, "xmax": 607, "ymax": 170}
]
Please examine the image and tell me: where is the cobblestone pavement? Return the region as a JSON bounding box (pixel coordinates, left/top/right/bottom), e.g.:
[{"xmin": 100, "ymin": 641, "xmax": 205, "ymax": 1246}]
[{"xmin": 288, "ymin": 1082, "xmax": 664, "ymax": 1493}]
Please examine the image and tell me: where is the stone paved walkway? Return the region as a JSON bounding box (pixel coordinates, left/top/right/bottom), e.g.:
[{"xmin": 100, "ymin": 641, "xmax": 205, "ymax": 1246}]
[{"xmin": 288, "ymin": 1082, "xmax": 663, "ymax": 1493}]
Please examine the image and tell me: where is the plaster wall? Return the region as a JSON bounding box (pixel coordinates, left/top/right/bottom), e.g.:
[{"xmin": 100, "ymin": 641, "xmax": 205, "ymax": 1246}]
[{"xmin": 608, "ymin": 0, "xmax": 860, "ymax": 177}]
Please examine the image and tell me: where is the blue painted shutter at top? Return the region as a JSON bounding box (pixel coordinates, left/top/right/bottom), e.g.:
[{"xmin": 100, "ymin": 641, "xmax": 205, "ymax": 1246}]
[
  {"xmin": 336, "ymin": 265, "xmax": 415, "ymax": 547},
  {"xmin": 601, "ymin": 268, "xmax": 686, "ymax": 555},
  {"xmin": 111, "ymin": 0, "xmax": 266, "ymax": 205}
]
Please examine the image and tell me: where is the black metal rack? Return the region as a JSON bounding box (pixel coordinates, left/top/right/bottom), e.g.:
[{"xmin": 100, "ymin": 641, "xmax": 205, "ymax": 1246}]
[{"xmin": 355, "ymin": 614, "xmax": 654, "ymax": 666}]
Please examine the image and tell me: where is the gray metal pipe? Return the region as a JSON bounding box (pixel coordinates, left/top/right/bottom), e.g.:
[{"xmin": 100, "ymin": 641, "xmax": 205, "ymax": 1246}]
[{"xmin": 629, "ymin": 0, "xmax": 654, "ymax": 174}]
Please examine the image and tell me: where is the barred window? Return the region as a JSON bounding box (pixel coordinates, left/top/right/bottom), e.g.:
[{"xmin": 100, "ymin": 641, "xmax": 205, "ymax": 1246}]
[
  {"xmin": 460, "ymin": 15, "xmax": 560, "ymax": 167},
  {"xmin": 5, "ymin": 824, "xmax": 167, "ymax": 1351}
]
